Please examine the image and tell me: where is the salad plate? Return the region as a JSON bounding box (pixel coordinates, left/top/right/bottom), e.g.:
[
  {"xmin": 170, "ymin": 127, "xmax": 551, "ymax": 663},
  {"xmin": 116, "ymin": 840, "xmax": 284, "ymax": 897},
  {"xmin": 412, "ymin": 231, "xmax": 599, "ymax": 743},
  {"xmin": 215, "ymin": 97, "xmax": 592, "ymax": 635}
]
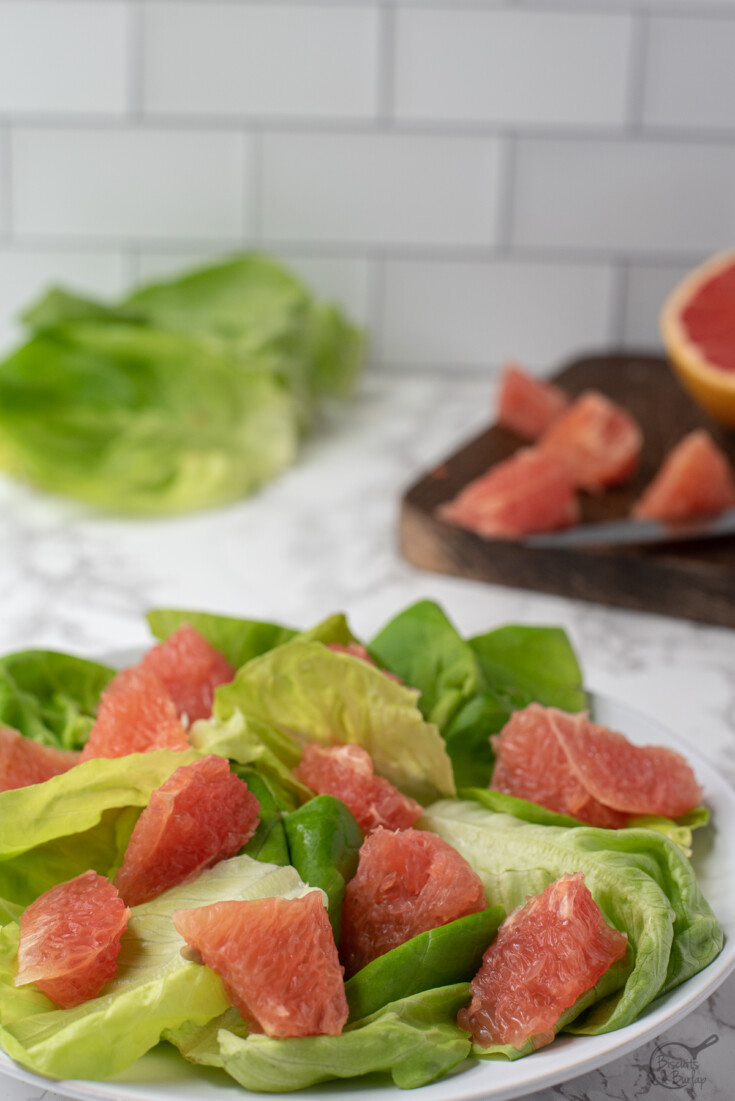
[{"xmin": 0, "ymin": 691, "xmax": 733, "ymax": 1101}]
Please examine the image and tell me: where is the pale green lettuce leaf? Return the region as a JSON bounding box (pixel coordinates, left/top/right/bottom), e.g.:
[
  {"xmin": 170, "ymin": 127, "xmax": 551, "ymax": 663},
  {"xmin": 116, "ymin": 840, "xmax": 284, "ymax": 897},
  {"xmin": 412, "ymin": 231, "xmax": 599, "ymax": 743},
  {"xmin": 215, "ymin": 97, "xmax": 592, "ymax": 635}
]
[
  {"xmin": 0, "ymin": 856, "xmax": 313, "ymax": 1080},
  {"xmin": 421, "ymin": 800, "xmax": 722, "ymax": 1034},
  {"xmin": 147, "ymin": 609, "xmax": 297, "ymax": 670},
  {"xmin": 212, "ymin": 641, "xmax": 455, "ymax": 804}
]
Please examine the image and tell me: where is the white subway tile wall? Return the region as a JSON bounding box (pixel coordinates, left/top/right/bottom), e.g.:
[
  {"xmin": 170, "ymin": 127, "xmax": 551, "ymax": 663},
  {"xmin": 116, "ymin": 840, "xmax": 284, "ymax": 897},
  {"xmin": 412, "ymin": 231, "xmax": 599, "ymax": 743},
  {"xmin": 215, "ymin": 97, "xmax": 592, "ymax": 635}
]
[{"xmin": 0, "ymin": 0, "xmax": 733, "ymax": 371}]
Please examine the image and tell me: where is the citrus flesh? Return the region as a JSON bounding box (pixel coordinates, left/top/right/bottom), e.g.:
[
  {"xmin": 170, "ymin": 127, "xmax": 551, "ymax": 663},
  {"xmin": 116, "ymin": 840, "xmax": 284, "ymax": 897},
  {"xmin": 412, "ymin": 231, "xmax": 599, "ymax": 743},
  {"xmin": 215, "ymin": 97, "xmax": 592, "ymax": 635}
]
[
  {"xmin": 114, "ymin": 754, "xmax": 260, "ymax": 906},
  {"xmin": 0, "ymin": 725, "xmax": 79, "ymax": 792},
  {"xmin": 14, "ymin": 871, "xmax": 130, "ymax": 1008},
  {"xmin": 539, "ymin": 391, "xmax": 642, "ymax": 491},
  {"xmin": 439, "ymin": 448, "xmax": 579, "ymax": 538},
  {"xmin": 296, "ymin": 743, "xmax": 423, "ymax": 834},
  {"xmin": 172, "ymin": 891, "xmax": 348, "ymax": 1038},
  {"xmin": 497, "ymin": 362, "xmax": 569, "ymax": 441},
  {"xmin": 633, "ymin": 429, "xmax": 735, "ymax": 522},
  {"xmin": 340, "ymin": 827, "xmax": 487, "ymax": 977},
  {"xmin": 80, "ymin": 667, "xmax": 189, "ymax": 761},
  {"xmin": 458, "ymin": 873, "xmax": 627, "ymax": 1051},
  {"xmin": 139, "ymin": 624, "xmax": 234, "ymax": 724}
]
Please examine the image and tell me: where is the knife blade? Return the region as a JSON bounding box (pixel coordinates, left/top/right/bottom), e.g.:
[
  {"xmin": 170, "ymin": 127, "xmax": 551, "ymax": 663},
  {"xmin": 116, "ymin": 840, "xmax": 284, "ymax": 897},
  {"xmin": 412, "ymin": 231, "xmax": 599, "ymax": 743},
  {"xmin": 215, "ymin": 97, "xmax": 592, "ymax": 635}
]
[{"xmin": 523, "ymin": 508, "xmax": 735, "ymax": 549}]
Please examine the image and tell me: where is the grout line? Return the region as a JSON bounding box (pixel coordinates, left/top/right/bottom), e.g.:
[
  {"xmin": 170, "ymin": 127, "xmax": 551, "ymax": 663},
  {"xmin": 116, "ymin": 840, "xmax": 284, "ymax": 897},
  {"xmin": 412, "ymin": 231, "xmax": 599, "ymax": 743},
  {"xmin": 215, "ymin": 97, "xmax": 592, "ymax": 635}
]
[
  {"xmin": 366, "ymin": 254, "xmax": 386, "ymax": 367},
  {"xmin": 126, "ymin": 0, "xmax": 145, "ymax": 120},
  {"xmin": 376, "ymin": 3, "xmax": 397, "ymax": 125},
  {"xmin": 247, "ymin": 129, "xmax": 264, "ymax": 245},
  {"xmin": 0, "ymin": 126, "xmax": 10, "ymax": 239},
  {"xmin": 625, "ymin": 13, "xmax": 649, "ymax": 133}
]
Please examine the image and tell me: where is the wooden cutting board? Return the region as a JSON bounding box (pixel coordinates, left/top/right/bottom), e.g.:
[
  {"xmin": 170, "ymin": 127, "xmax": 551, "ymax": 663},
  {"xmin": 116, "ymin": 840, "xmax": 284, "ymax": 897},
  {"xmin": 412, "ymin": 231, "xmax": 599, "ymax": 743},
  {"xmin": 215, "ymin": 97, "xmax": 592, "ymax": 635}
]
[{"xmin": 400, "ymin": 353, "xmax": 735, "ymax": 627}]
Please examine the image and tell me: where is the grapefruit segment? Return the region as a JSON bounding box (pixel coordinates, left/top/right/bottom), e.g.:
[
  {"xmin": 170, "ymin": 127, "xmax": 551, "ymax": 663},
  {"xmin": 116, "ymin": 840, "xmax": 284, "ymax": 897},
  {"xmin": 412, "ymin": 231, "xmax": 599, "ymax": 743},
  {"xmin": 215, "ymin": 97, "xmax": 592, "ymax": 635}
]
[
  {"xmin": 14, "ymin": 870, "xmax": 130, "ymax": 1008},
  {"xmin": 80, "ymin": 667, "xmax": 189, "ymax": 761},
  {"xmin": 632, "ymin": 429, "xmax": 735, "ymax": 522},
  {"xmin": 661, "ymin": 249, "xmax": 735, "ymax": 427},
  {"xmin": 139, "ymin": 624, "xmax": 234, "ymax": 724},
  {"xmin": 490, "ymin": 705, "xmax": 627, "ymax": 829},
  {"xmin": 458, "ymin": 873, "xmax": 627, "ymax": 1050},
  {"xmin": 340, "ymin": 828, "xmax": 487, "ymax": 977},
  {"xmin": 172, "ymin": 891, "xmax": 348, "ymax": 1038},
  {"xmin": 539, "ymin": 391, "xmax": 642, "ymax": 491},
  {"xmin": 438, "ymin": 448, "xmax": 579, "ymax": 538},
  {"xmin": 114, "ymin": 754, "xmax": 260, "ymax": 906},
  {"xmin": 497, "ymin": 362, "xmax": 570, "ymax": 441},
  {"xmin": 295, "ymin": 743, "xmax": 423, "ymax": 834},
  {"xmin": 550, "ymin": 709, "xmax": 702, "ymax": 819},
  {"xmin": 0, "ymin": 725, "xmax": 79, "ymax": 791}
]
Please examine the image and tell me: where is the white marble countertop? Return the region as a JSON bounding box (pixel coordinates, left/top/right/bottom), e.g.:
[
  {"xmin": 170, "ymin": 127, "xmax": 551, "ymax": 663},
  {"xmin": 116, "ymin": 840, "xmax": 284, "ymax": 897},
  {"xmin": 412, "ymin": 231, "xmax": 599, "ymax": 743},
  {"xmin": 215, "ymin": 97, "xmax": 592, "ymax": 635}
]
[{"xmin": 0, "ymin": 370, "xmax": 733, "ymax": 1101}]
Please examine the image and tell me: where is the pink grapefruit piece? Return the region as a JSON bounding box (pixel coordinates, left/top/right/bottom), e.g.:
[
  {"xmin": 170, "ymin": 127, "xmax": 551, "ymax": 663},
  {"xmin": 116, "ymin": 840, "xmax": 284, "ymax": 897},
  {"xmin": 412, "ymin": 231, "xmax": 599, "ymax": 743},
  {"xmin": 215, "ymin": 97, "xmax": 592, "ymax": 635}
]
[
  {"xmin": 539, "ymin": 390, "xmax": 643, "ymax": 491},
  {"xmin": 172, "ymin": 891, "xmax": 348, "ymax": 1038},
  {"xmin": 80, "ymin": 666, "xmax": 189, "ymax": 761},
  {"xmin": 0, "ymin": 726, "xmax": 79, "ymax": 792},
  {"xmin": 139, "ymin": 624, "xmax": 235, "ymax": 724},
  {"xmin": 550, "ymin": 709, "xmax": 702, "ymax": 819},
  {"xmin": 14, "ymin": 871, "xmax": 130, "ymax": 1008},
  {"xmin": 490, "ymin": 704, "xmax": 627, "ymax": 829},
  {"xmin": 114, "ymin": 754, "xmax": 260, "ymax": 906},
  {"xmin": 458, "ymin": 873, "xmax": 627, "ymax": 1051},
  {"xmin": 295, "ymin": 743, "xmax": 423, "ymax": 834},
  {"xmin": 633, "ymin": 429, "xmax": 735, "ymax": 522},
  {"xmin": 438, "ymin": 448, "xmax": 579, "ymax": 539},
  {"xmin": 497, "ymin": 362, "xmax": 570, "ymax": 441},
  {"xmin": 340, "ymin": 827, "xmax": 487, "ymax": 977}
]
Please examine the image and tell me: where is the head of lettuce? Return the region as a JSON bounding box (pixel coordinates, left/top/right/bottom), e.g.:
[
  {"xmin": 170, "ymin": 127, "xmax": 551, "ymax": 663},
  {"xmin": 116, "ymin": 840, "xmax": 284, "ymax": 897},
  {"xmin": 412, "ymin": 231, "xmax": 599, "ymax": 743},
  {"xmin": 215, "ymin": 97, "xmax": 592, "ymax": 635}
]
[{"xmin": 0, "ymin": 255, "xmax": 364, "ymax": 516}]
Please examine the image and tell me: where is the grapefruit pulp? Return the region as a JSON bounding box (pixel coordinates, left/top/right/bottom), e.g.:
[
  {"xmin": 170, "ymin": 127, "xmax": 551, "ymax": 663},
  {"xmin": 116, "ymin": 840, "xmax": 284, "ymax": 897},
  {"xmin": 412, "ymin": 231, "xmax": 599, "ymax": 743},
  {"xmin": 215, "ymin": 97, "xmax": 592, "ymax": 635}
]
[
  {"xmin": 539, "ymin": 391, "xmax": 642, "ymax": 491},
  {"xmin": 497, "ymin": 362, "xmax": 569, "ymax": 441},
  {"xmin": 458, "ymin": 873, "xmax": 627, "ymax": 1050},
  {"xmin": 14, "ymin": 871, "xmax": 130, "ymax": 1008},
  {"xmin": 140, "ymin": 624, "xmax": 234, "ymax": 724},
  {"xmin": 340, "ymin": 827, "xmax": 487, "ymax": 977},
  {"xmin": 295, "ymin": 743, "xmax": 423, "ymax": 834},
  {"xmin": 438, "ymin": 448, "xmax": 579, "ymax": 538},
  {"xmin": 80, "ymin": 666, "xmax": 189, "ymax": 761},
  {"xmin": 172, "ymin": 890, "xmax": 348, "ymax": 1038},
  {"xmin": 661, "ymin": 250, "xmax": 735, "ymax": 427},
  {"xmin": 0, "ymin": 726, "xmax": 79, "ymax": 792},
  {"xmin": 633, "ymin": 429, "xmax": 735, "ymax": 522},
  {"xmin": 114, "ymin": 754, "xmax": 260, "ymax": 906}
]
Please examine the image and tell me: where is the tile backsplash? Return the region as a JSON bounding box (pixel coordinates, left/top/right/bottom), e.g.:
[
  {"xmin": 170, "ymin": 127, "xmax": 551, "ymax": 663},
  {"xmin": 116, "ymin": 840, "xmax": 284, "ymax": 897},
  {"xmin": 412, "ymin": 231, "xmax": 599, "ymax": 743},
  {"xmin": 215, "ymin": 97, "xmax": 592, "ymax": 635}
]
[{"xmin": 0, "ymin": 0, "xmax": 733, "ymax": 371}]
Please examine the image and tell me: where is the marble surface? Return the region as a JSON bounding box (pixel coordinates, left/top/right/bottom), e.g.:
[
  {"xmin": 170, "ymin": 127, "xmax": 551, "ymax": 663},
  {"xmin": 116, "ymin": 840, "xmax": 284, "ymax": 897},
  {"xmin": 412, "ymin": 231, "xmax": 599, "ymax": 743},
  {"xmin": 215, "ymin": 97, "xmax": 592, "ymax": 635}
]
[{"xmin": 0, "ymin": 370, "xmax": 733, "ymax": 1101}]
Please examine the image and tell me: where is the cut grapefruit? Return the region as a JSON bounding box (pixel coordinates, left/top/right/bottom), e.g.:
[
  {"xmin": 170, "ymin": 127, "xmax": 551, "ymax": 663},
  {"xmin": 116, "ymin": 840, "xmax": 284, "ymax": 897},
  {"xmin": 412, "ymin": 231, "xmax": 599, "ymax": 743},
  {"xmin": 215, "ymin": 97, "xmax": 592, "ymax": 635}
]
[
  {"xmin": 661, "ymin": 249, "xmax": 735, "ymax": 427},
  {"xmin": 340, "ymin": 827, "xmax": 487, "ymax": 977},
  {"xmin": 80, "ymin": 667, "xmax": 189, "ymax": 761},
  {"xmin": 0, "ymin": 725, "xmax": 79, "ymax": 792},
  {"xmin": 114, "ymin": 754, "xmax": 260, "ymax": 906},
  {"xmin": 539, "ymin": 391, "xmax": 643, "ymax": 491},
  {"xmin": 172, "ymin": 890, "xmax": 348, "ymax": 1038},
  {"xmin": 497, "ymin": 362, "xmax": 569, "ymax": 441},
  {"xmin": 458, "ymin": 873, "xmax": 627, "ymax": 1051},
  {"xmin": 438, "ymin": 448, "xmax": 579, "ymax": 538},
  {"xmin": 139, "ymin": 624, "xmax": 234, "ymax": 724},
  {"xmin": 14, "ymin": 870, "xmax": 130, "ymax": 1008},
  {"xmin": 295, "ymin": 743, "xmax": 423, "ymax": 834},
  {"xmin": 633, "ymin": 429, "xmax": 735, "ymax": 522}
]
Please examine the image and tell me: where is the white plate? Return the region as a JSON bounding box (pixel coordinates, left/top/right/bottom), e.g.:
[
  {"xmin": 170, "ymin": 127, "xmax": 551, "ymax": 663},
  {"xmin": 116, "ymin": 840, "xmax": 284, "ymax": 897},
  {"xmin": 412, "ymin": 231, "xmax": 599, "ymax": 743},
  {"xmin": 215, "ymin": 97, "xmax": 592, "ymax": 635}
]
[{"xmin": 1, "ymin": 692, "xmax": 734, "ymax": 1101}]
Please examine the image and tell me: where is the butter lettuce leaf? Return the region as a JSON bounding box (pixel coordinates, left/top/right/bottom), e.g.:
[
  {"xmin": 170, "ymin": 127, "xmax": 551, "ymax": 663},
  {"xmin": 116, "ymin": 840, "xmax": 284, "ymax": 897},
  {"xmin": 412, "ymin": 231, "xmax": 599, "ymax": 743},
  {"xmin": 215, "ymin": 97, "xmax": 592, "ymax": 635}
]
[{"xmin": 147, "ymin": 609, "xmax": 297, "ymax": 670}]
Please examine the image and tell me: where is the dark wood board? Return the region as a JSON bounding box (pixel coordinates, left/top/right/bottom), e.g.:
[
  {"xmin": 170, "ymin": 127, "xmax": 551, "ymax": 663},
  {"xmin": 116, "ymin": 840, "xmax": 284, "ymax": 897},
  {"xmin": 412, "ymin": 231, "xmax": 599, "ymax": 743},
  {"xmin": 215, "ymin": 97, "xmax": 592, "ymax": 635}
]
[{"xmin": 400, "ymin": 353, "xmax": 735, "ymax": 628}]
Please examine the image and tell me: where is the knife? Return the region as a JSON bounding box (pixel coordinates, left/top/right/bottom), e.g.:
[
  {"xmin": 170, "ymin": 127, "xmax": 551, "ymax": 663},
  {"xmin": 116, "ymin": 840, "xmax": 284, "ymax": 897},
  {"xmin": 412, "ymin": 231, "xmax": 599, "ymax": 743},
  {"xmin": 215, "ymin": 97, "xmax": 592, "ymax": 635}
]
[{"xmin": 524, "ymin": 508, "xmax": 735, "ymax": 549}]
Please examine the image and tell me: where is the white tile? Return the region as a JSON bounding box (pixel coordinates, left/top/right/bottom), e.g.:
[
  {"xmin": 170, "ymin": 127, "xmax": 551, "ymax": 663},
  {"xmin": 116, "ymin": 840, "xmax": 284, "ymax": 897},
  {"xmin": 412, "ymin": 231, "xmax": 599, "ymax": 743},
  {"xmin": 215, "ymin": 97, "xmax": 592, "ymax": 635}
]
[
  {"xmin": 0, "ymin": 130, "xmax": 8, "ymax": 234},
  {"xmin": 143, "ymin": 4, "xmax": 379, "ymax": 119},
  {"xmin": 134, "ymin": 249, "xmax": 226, "ymax": 285},
  {"xmin": 12, "ymin": 129, "xmax": 251, "ymax": 241},
  {"xmin": 0, "ymin": 249, "xmax": 128, "ymax": 356},
  {"xmin": 394, "ymin": 10, "xmax": 632, "ymax": 128},
  {"xmin": 623, "ymin": 262, "xmax": 695, "ymax": 348},
  {"xmin": 0, "ymin": 2, "xmax": 128, "ymax": 116},
  {"xmin": 378, "ymin": 258, "xmax": 614, "ymax": 371},
  {"xmin": 643, "ymin": 18, "xmax": 735, "ymax": 131},
  {"xmin": 513, "ymin": 138, "xmax": 735, "ymax": 253},
  {"xmin": 262, "ymin": 133, "xmax": 502, "ymax": 247}
]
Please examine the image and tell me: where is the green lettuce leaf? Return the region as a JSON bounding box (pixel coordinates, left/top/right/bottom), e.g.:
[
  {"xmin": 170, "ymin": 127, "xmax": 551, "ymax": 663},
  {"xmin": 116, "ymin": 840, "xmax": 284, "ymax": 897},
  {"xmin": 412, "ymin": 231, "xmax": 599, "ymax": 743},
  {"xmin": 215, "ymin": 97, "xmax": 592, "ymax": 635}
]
[
  {"xmin": 469, "ymin": 625, "xmax": 586, "ymax": 715},
  {"xmin": 0, "ymin": 650, "xmax": 115, "ymax": 750},
  {"xmin": 212, "ymin": 641, "xmax": 456, "ymax": 804},
  {"xmin": 421, "ymin": 800, "xmax": 722, "ymax": 1035},
  {"xmin": 0, "ymin": 856, "xmax": 314, "ymax": 1080},
  {"xmin": 147, "ymin": 609, "xmax": 297, "ymax": 670},
  {"xmin": 235, "ymin": 767, "xmax": 291, "ymax": 866}
]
